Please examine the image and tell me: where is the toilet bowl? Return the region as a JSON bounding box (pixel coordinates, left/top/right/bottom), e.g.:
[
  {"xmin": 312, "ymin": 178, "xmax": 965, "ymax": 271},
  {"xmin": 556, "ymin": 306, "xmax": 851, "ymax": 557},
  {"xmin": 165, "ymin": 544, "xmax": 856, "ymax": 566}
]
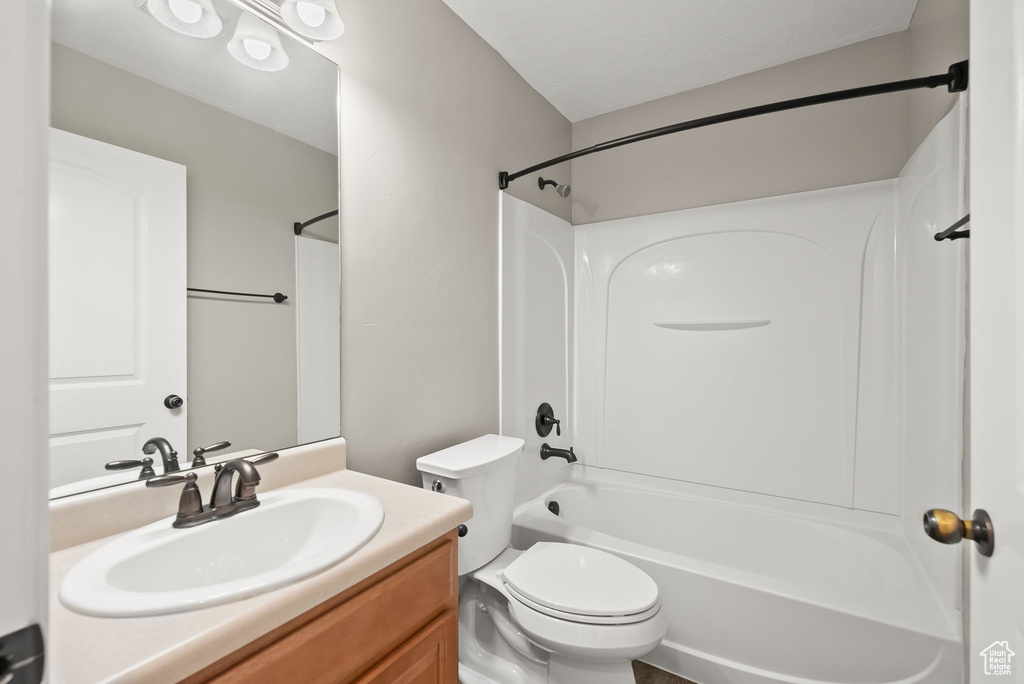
[{"xmin": 418, "ymin": 435, "xmax": 667, "ymax": 683}]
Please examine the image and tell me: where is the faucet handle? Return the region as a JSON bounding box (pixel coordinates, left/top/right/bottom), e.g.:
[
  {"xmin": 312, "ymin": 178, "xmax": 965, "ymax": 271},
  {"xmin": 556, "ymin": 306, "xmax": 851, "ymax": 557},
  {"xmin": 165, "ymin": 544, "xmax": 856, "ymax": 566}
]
[
  {"xmin": 105, "ymin": 457, "xmax": 156, "ymax": 479},
  {"xmin": 146, "ymin": 471, "xmax": 204, "ymax": 520},
  {"xmin": 247, "ymin": 452, "xmax": 279, "ymax": 466},
  {"xmin": 213, "ymin": 452, "xmax": 277, "ymax": 474},
  {"xmin": 146, "ymin": 471, "xmax": 197, "ymax": 488},
  {"xmin": 192, "ymin": 441, "xmax": 232, "ymax": 468}
]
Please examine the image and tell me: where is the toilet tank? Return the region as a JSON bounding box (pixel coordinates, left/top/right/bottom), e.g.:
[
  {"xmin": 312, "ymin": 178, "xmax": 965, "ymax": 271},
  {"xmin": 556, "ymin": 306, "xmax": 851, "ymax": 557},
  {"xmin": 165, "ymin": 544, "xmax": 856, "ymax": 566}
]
[{"xmin": 416, "ymin": 435, "xmax": 524, "ymax": 575}]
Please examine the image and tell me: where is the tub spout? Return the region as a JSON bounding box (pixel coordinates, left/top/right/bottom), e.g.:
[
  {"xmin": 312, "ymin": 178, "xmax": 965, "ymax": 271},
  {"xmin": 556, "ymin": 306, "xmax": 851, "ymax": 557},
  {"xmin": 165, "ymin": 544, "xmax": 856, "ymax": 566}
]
[{"xmin": 540, "ymin": 444, "xmax": 576, "ymax": 463}]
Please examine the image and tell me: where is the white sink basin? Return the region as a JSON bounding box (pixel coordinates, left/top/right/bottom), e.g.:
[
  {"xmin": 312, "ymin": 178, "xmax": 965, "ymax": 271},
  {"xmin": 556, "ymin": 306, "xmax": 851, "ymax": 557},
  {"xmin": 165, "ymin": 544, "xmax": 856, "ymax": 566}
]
[{"xmin": 60, "ymin": 488, "xmax": 385, "ymax": 617}]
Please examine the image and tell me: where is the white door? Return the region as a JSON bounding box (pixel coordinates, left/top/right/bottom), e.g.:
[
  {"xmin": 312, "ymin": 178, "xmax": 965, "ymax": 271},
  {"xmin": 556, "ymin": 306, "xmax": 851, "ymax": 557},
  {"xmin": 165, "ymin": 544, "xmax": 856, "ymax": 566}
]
[
  {"xmin": 48, "ymin": 128, "xmax": 187, "ymax": 488},
  {"xmin": 968, "ymin": 3, "xmax": 1024, "ymax": 681},
  {"xmin": 295, "ymin": 235, "xmax": 341, "ymax": 443}
]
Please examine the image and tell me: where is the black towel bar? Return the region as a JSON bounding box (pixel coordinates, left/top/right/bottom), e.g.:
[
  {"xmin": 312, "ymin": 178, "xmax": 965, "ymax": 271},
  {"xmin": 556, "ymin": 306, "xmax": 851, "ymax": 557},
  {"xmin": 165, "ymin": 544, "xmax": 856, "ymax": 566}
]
[{"xmin": 187, "ymin": 287, "xmax": 288, "ymax": 303}]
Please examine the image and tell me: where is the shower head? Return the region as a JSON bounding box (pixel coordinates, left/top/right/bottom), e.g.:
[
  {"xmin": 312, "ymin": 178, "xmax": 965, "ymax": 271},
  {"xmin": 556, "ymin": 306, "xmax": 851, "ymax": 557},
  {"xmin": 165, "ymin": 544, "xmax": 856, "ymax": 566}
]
[{"xmin": 538, "ymin": 177, "xmax": 571, "ymax": 198}]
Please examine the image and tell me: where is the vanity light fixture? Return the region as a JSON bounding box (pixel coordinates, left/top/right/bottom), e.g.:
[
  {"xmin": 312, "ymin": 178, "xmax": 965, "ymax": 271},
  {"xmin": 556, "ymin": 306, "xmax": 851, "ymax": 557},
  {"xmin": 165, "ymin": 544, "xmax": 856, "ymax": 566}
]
[
  {"xmin": 144, "ymin": 0, "xmax": 224, "ymax": 38},
  {"xmin": 279, "ymin": 0, "xmax": 344, "ymax": 41},
  {"xmin": 228, "ymin": 12, "xmax": 290, "ymax": 72}
]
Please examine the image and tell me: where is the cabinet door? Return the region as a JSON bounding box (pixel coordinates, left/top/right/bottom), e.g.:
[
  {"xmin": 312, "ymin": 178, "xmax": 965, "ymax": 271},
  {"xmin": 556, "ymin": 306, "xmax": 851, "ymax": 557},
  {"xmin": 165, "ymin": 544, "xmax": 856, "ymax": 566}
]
[{"xmin": 356, "ymin": 610, "xmax": 458, "ymax": 684}]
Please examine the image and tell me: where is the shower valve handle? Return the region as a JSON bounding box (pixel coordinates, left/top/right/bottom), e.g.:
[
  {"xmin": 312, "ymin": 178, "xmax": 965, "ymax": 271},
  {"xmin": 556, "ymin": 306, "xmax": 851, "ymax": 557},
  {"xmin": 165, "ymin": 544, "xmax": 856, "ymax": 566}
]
[
  {"xmin": 544, "ymin": 416, "xmax": 561, "ymax": 437},
  {"xmin": 535, "ymin": 403, "xmax": 561, "ymax": 438}
]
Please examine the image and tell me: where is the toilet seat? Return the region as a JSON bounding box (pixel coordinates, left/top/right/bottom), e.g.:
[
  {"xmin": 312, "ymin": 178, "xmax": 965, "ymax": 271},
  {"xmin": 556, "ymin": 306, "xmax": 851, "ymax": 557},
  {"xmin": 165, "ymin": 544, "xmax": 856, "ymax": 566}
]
[
  {"xmin": 506, "ymin": 593, "xmax": 669, "ymax": 664},
  {"xmin": 504, "ymin": 583, "xmax": 661, "ymax": 625},
  {"xmin": 500, "ymin": 542, "xmax": 660, "ymax": 624}
]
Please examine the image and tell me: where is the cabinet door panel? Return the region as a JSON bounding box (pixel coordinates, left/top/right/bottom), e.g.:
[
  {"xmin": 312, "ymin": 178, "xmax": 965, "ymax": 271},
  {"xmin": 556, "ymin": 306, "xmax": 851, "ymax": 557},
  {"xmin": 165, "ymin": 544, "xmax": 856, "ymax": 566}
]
[{"xmin": 356, "ymin": 611, "xmax": 457, "ymax": 684}]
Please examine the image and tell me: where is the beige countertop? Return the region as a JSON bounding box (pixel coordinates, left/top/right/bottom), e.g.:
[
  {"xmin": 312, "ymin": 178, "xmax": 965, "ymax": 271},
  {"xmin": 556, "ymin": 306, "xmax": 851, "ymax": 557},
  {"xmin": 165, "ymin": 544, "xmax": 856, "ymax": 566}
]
[{"xmin": 48, "ymin": 468, "xmax": 471, "ymax": 684}]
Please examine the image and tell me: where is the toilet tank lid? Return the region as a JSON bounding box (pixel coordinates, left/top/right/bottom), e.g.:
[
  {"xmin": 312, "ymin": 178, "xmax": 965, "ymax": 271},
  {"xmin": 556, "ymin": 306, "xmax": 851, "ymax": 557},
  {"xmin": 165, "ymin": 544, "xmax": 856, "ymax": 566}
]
[{"xmin": 416, "ymin": 434, "xmax": 525, "ymax": 479}]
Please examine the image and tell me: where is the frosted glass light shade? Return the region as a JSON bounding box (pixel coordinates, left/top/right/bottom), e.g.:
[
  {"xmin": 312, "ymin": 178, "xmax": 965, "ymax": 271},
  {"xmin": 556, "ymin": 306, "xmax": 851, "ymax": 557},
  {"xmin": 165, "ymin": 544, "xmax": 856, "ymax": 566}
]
[
  {"xmin": 147, "ymin": 0, "xmax": 223, "ymax": 38},
  {"xmin": 280, "ymin": 0, "xmax": 344, "ymax": 41},
  {"xmin": 228, "ymin": 13, "xmax": 289, "ymax": 72}
]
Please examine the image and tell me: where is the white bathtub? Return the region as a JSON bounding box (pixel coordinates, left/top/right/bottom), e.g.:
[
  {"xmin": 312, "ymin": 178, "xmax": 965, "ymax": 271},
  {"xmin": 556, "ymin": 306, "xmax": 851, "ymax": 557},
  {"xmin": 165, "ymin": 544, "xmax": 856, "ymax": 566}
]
[{"xmin": 512, "ymin": 472, "xmax": 962, "ymax": 684}]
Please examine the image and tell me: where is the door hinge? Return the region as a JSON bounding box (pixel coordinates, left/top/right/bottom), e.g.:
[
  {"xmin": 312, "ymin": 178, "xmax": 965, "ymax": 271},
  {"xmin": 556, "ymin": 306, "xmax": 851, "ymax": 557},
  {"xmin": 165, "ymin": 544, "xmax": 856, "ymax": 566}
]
[{"xmin": 0, "ymin": 624, "xmax": 44, "ymax": 684}]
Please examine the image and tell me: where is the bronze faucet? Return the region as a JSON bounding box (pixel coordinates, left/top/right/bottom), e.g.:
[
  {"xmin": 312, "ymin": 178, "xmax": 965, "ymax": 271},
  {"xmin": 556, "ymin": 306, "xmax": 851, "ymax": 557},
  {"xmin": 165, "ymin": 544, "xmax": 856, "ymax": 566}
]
[{"xmin": 146, "ymin": 453, "xmax": 279, "ymax": 528}]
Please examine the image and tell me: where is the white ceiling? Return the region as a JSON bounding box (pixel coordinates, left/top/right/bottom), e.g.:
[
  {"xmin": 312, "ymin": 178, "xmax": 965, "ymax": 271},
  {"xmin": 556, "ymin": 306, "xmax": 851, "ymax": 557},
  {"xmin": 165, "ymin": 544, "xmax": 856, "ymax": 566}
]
[
  {"xmin": 442, "ymin": 0, "xmax": 919, "ymax": 122},
  {"xmin": 52, "ymin": 0, "xmax": 338, "ymax": 154}
]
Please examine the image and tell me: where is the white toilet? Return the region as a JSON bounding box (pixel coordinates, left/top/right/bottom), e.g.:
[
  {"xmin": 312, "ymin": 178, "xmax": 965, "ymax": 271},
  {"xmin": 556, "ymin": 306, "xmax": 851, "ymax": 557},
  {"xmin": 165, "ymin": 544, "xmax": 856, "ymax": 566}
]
[{"xmin": 417, "ymin": 435, "xmax": 667, "ymax": 684}]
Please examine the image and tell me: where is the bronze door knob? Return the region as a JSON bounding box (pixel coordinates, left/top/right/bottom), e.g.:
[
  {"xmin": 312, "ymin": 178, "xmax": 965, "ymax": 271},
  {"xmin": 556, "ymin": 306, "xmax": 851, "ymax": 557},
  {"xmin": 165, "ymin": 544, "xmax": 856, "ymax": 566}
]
[{"xmin": 923, "ymin": 508, "xmax": 994, "ymax": 557}]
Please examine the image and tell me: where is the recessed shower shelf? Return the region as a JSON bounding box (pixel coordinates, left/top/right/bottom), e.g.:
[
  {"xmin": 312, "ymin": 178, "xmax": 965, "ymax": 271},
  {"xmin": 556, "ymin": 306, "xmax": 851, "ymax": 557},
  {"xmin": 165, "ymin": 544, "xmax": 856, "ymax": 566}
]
[{"xmin": 654, "ymin": 320, "xmax": 771, "ymax": 331}]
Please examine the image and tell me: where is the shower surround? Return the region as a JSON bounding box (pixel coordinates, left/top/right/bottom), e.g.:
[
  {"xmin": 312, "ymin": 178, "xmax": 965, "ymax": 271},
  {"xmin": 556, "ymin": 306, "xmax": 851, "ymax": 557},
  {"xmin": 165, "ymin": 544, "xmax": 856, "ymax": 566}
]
[{"xmin": 501, "ymin": 101, "xmax": 966, "ymax": 683}]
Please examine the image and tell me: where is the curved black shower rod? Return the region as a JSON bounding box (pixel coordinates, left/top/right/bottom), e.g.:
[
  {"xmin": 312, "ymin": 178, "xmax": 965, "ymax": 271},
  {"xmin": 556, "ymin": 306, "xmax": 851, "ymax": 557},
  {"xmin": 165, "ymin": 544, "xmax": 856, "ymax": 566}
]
[
  {"xmin": 294, "ymin": 209, "xmax": 339, "ymax": 236},
  {"xmin": 498, "ymin": 60, "xmax": 969, "ymax": 190}
]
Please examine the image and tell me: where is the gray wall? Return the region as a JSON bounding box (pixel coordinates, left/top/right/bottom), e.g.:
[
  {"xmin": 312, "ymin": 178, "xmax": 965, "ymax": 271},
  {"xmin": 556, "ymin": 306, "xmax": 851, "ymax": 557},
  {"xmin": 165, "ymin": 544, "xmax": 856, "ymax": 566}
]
[
  {"xmin": 569, "ymin": 0, "xmax": 968, "ymax": 226},
  {"xmin": 51, "ymin": 44, "xmax": 339, "ymax": 458},
  {"xmin": 315, "ymin": 0, "xmax": 572, "ymax": 485},
  {"xmin": 570, "ymin": 32, "xmax": 910, "ymax": 225}
]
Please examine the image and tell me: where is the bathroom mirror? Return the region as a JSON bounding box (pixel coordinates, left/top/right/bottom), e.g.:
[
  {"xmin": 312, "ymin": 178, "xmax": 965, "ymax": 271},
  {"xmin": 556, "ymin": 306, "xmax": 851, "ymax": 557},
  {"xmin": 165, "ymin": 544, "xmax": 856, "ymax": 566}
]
[{"xmin": 48, "ymin": 0, "xmax": 340, "ymax": 498}]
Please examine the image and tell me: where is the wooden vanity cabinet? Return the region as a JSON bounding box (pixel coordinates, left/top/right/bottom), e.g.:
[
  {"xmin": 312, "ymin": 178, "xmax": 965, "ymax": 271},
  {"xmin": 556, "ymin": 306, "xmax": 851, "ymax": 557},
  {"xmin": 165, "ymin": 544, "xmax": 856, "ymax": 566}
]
[{"xmin": 183, "ymin": 530, "xmax": 459, "ymax": 684}]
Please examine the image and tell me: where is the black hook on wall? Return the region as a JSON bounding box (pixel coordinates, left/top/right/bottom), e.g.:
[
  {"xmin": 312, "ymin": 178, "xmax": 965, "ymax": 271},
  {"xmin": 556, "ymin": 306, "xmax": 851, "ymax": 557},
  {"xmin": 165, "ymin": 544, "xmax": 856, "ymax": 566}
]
[{"xmin": 935, "ymin": 213, "xmax": 970, "ymax": 242}]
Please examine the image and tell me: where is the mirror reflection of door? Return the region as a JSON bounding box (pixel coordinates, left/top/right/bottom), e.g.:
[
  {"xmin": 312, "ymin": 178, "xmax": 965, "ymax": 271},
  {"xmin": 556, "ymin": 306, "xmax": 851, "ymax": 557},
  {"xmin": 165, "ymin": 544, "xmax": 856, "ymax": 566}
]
[
  {"xmin": 48, "ymin": 0, "xmax": 340, "ymax": 499},
  {"xmin": 48, "ymin": 129, "xmax": 187, "ymax": 493}
]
